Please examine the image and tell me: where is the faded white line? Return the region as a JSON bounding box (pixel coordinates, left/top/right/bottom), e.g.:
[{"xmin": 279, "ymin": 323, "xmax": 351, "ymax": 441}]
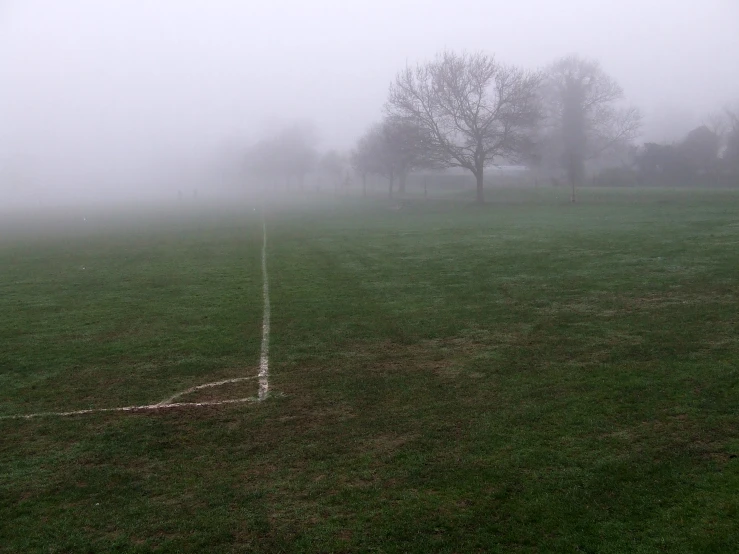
[
  {"xmin": 0, "ymin": 397, "xmax": 258, "ymax": 421},
  {"xmin": 1, "ymin": 210, "xmax": 273, "ymax": 421},
  {"xmin": 156, "ymin": 376, "xmax": 259, "ymax": 406},
  {"xmin": 258, "ymin": 214, "xmax": 270, "ymax": 401}
]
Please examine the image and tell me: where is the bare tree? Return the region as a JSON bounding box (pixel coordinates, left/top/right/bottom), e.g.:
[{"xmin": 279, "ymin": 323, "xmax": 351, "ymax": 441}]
[
  {"xmin": 350, "ymin": 123, "xmax": 397, "ymax": 197},
  {"xmin": 351, "ymin": 118, "xmax": 431, "ymax": 198},
  {"xmin": 541, "ymin": 55, "xmax": 641, "ymax": 202},
  {"xmin": 723, "ymin": 108, "xmax": 739, "ymax": 174},
  {"xmin": 680, "ymin": 125, "xmax": 720, "ymax": 176},
  {"xmin": 385, "ymin": 118, "xmax": 423, "ymax": 195},
  {"xmin": 350, "ymin": 128, "xmax": 380, "ymax": 197},
  {"xmin": 278, "ymin": 122, "xmax": 318, "ymax": 190},
  {"xmin": 705, "ymin": 106, "xmax": 739, "ymax": 168},
  {"xmin": 319, "ymin": 150, "xmax": 347, "ymax": 193},
  {"xmin": 244, "ymin": 139, "xmax": 281, "ymax": 187},
  {"xmin": 705, "ymin": 111, "xmax": 730, "ymax": 144},
  {"xmin": 244, "ymin": 121, "xmax": 318, "ymax": 190},
  {"xmin": 387, "ymin": 50, "xmax": 541, "ymax": 204}
]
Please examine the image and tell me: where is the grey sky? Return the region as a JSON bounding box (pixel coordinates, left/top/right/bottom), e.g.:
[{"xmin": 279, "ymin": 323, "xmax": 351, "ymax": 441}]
[{"xmin": 1, "ymin": 0, "xmax": 738, "ymax": 197}]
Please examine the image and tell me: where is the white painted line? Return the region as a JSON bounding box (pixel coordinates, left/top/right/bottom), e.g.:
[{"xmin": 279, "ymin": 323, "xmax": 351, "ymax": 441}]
[
  {"xmin": 156, "ymin": 376, "xmax": 259, "ymax": 406},
  {"xmin": 258, "ymin": 214, "xmax": 270, "ymax": 401},
  {"xmin": 0, "ymin": 397, "xmax": 258, "ymax": 421},
  {"xmin": 1, "ymin": 211, "xmax": 273, "ymax": 420}
]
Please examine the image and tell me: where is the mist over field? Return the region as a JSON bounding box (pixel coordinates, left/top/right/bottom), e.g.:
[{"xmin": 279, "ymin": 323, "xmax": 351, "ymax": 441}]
[
  {"xmin": 5, "ymin": 3, "xmax": 739, "ymax": 550},
  {"xmin": 1, "ymin": 0, "xmax": 738, "ymax": 209}
]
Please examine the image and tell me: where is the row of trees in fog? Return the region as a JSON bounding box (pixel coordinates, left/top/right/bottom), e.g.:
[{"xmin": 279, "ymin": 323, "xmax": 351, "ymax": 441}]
[
  {"xmin": 243, "ymin": 122, "xmax": 350, "ymax": 193},
  {"xmin": 361, "ymin": 52, "xmax": 643, "ymax": 203},
  {"xmin": 626, "ymin": 114, "xmax": 739, "ymax": 187},
  {"xmin": 243, "ymin": 50, "xmax": 739, "ymax": 203}
]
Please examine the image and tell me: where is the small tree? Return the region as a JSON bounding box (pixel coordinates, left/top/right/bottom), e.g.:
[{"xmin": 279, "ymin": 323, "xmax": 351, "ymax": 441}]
[
  {"xmin": 278, "ymin": 122, "xmax": 318, "ymax": 190},
  {"xmin": 722, "ymin": 109, "xmax": 739, "ymax": 176},
  {"xmin": 351, "ymin": 124, "xmax": 396, "ymax": 197},
  {"xmin": 387, "ymin": 50, "xmax": 542, "ymax": 204},
  {"xmin": 351, "ymin": 119, "xmax": 430, "ymax": 198},
  {"xmin": 384, "ymin": 118, "xmax": 428, "ymax": 194},
  {"xmin": 680, "ymin": 125, "xmax": 720, "ymax": 177},
  {"xmin": 319, "ymin": 150, "xmax": 347, "ymax": 192},
  {"xmin": 244, "ymin": 121, "xmax": 318, "ymax": 190},
  {"xmin": 351, "ymin": 131, "xmax": 376, "ymax": 197},
  {"xmin": 244, "ymin": 139, "xmax": 281, "ymax": 187}
]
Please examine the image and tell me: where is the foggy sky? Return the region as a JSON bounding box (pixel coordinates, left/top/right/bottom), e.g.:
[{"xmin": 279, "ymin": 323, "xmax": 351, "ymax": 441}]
[{"xmin": 1, "ymin": 0, "xmax": 738, "ymax": 201}]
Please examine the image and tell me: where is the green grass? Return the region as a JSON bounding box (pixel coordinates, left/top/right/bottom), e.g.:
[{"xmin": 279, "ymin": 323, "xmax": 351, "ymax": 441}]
[{"xmin": 2, "ymin": 188, "xmax": 739, "ymax": 552}]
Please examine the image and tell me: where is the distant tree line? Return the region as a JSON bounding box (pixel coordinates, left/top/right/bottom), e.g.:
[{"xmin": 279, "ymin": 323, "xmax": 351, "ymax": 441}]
[
  {"xmin": 597, "ymin": 110, "xmax": 739, "ymax": 188},
  {"xmin": 242, "ymin": 50, "xmax": 738, "ymax": 203}
]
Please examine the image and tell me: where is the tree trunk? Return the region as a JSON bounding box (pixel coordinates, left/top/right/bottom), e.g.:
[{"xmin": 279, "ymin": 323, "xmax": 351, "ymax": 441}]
[
  {"xmin": 388, "ymin": 172, "xmax": 395, "ymax": 199},
  {"xmin": 423, "ymin": 175, "xmax": 428, "ymax": 198},
  {"xmin": 567, "ymin": 155, "xmax": 584, "ymax": 204},
  {"xmin": 475, "ymin": 171, "xmax": 484, "ymax": 204},
  {"xmin": 362, "ymin": 174, "xmax": 367, "ymax": 198}
]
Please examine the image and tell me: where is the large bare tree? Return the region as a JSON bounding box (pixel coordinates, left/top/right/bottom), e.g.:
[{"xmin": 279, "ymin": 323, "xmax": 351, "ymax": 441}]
[
  {"xmin": 387, "ymin": 50, "xmax": 541, "ymax": 203},
  {"xmin": 542, "ymin": 55, "xmax": 641, "ymax": 202}
]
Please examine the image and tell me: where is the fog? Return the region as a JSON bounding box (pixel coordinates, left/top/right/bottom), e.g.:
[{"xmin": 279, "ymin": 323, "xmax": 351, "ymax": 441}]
[{"xmin": 1, "ymin": 0, "xmax": 738, "ymax": 207}]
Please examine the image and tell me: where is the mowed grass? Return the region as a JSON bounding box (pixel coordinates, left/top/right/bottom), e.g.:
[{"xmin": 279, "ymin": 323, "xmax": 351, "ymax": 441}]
[
  {"xmin": 2, "ymin": 189, "xmax": 739, "ymax": 552},
  {"xmin": 0, "ymin": 207, "xmax": 265, "ymax": 414}
]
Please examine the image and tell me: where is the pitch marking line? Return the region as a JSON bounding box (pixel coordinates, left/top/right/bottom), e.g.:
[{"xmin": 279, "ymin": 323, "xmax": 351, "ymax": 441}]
[
  {"xmin": 156, "ymin": 376, "xmax": 259, "ymax": 406},
  {"xmin": 0, "ymin": 211, "xmax": 272, "ymax": 420},
  {"xmin": 258, "ymin": 215, "xmax": 270, "ymax": 401},
  {"xmin": 0, "ymin": 397, "xmax": 259, "ymax": 421}
]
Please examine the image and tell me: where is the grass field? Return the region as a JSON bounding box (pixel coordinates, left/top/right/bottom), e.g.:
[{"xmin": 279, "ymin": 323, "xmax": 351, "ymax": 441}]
[{"xmin": 2, "ymin": 188, "xmax": 739, "ymax": 552}]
